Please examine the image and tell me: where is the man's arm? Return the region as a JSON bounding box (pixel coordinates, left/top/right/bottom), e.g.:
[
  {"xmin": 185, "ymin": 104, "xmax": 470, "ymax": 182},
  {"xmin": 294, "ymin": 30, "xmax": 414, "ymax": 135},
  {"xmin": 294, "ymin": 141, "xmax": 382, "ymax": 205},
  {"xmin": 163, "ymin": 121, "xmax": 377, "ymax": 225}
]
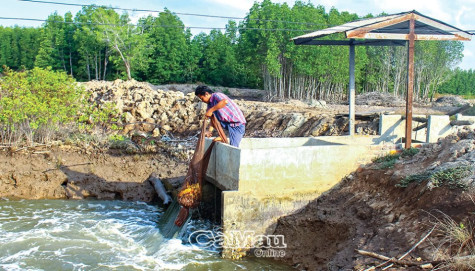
[
  {"xmin": 205, "ymin": 99, "xmax": 228, "ymax": 118},
  {"xmin": 204, "ymin": 119, "xmax": 223, "ymax": 143}
]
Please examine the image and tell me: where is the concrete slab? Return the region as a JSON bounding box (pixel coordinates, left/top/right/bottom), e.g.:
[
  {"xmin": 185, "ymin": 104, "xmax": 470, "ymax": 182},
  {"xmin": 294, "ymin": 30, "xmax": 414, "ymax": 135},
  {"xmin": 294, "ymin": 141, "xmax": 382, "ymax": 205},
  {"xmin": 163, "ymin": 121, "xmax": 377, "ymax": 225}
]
[
  {"xmin": 203, "ymin": 136, "xmax": 397, "ymax": 258},
  {"xmin": 456, "ymin": 114, "xmax": 475, "ymax": 130},
  {"xmin": 426, "ymin": 115, "xmax": 452, "ymax": 143},
  {"xmin": 378, "ymin": 114, "xmax": 427, "ymax": 143}
]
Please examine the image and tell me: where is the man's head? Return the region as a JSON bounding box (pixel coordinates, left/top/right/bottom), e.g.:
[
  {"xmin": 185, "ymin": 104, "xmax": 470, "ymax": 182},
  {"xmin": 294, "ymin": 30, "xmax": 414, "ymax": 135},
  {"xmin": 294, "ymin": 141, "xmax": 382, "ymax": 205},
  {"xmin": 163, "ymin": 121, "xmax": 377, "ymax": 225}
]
[{"xmin": 195, "ymin": 85, "xmax": 214, "ymax": 103}]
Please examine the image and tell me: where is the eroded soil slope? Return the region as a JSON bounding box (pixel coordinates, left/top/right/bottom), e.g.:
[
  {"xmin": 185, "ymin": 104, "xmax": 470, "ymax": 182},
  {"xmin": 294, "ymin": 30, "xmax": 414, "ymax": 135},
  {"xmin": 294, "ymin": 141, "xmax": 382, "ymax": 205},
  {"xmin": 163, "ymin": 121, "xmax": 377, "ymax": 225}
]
[
  {"xmin": 274, "ymin": 128, "xmax": 475, "ymax": 270},
  {"xmin": 0, "ymin": 144, "xmax": 187, "ymax": 201}
]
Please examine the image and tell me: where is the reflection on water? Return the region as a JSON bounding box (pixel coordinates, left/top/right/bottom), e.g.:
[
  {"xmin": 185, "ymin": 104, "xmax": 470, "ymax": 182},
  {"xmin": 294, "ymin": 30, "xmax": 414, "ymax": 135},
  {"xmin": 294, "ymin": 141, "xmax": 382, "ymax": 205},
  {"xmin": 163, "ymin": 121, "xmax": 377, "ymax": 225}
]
[{"xmin": 0, "ymin": 199, "xmax": 291, "ymax": 270}]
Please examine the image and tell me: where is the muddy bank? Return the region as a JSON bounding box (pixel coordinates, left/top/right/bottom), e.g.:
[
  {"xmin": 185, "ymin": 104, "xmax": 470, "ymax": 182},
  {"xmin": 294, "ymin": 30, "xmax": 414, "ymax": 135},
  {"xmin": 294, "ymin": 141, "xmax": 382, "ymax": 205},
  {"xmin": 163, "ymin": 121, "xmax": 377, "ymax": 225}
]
[
  {"xmin": 0, "ymin": 145, "xmax": 187, "ymax": 201},
  {"xmin": 273, "ymin": 128, "xmax": 475, "ymax": 270}
]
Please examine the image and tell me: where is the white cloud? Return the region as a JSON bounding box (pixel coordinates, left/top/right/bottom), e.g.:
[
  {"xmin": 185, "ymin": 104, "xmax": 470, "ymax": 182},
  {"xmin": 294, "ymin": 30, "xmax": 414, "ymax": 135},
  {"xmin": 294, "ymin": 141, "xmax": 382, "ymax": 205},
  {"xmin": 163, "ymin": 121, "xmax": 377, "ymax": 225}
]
[
  {"xmin": 370, "ymin": 0, "xmax": 451, "ymax": 21},
  {"xmin": 464, "ymin": 48, "xmax": 474, "ymax": 57},
  {"xmin": 206, "ymin": 0, "xmax": 255, "ymax": 12},
  {"xmin": 455, "ymin": 5, "xmax": 474, "ymax": 29},
  {"xmin": 318, "ymin": 0, "xmax": 341, "ymax": 9},
  {"xmin": 129, "ymin": 11, "xmax": 158, "ymax": 24},
  {"xmin": 458, "ymin": 44, "xmax": 475, "ymax": 70}
]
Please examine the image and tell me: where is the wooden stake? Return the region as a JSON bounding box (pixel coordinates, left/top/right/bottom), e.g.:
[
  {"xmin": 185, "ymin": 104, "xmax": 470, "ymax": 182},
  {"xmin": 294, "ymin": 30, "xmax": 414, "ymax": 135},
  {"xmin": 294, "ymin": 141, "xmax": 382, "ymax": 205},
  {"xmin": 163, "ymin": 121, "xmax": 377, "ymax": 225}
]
[{"xmin": 405, "ymin": 15, "xmax": 415, "ymax": 149}]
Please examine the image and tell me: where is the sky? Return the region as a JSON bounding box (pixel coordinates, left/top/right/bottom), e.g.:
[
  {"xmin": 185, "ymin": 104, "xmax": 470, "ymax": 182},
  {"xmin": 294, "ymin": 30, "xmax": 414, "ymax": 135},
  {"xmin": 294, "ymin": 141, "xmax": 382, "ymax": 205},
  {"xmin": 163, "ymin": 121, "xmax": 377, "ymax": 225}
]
[{"xmin": 1, "ymin": 0, "xmax": 474, "ymax": 70}]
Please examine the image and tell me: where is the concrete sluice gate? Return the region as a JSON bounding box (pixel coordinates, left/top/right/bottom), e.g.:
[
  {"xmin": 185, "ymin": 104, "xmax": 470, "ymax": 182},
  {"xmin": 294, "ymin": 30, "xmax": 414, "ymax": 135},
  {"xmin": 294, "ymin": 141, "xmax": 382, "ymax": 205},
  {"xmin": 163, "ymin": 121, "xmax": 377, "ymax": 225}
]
[
  {"xmin": 203, "ymin": 136, "xmax": 398, "ymax": 259},
  {"xmin": 198, "ymin": 113, "xmax": 475, "ymax": 258}
]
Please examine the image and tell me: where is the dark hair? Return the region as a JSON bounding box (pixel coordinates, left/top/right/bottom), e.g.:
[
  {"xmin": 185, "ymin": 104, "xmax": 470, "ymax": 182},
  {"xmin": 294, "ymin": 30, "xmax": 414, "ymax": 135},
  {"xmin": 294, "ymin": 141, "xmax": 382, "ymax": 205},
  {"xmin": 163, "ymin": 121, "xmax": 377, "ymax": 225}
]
[{"xmin": 195, "ymin": 85, "xmax": 214, "ymax": 96}]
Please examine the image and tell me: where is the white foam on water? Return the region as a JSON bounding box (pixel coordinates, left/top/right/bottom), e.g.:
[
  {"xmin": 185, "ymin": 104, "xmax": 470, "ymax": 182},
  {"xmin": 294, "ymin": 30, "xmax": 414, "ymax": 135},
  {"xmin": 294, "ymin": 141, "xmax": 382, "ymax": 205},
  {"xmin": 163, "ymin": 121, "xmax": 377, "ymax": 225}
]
[
  {"xmin": 63, "ymin": 261, "xmax": 89, "ymax": 270},
  {"xmin": 87, "ymin": 203, "xmax": 106, "ymax": 209},
  {"xmin": 0, "ymin": 246, "xmax": 39, "ymax": 262},
  {"xmin": 0, "ymin": 200, "xmax": 291, "ymax": 270},
  {"xmin": 49, "ymin": 223, "xmax": 70, "ymax": 233},
  {"xmin": 0, "ymin": 263, "xmax": 25, "ymax": 271},
  {"xmin": 36, "ymin": 218, "xmax": 61, "ymax": 226}
]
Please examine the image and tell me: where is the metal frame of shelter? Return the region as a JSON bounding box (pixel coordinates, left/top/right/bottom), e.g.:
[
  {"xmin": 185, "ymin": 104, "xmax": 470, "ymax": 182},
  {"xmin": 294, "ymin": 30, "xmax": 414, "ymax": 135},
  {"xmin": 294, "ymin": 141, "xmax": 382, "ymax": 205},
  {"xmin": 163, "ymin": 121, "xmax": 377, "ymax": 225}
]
[{"xmin": 292, "ymin": 10, "xmax": 472, "ymax": 148}]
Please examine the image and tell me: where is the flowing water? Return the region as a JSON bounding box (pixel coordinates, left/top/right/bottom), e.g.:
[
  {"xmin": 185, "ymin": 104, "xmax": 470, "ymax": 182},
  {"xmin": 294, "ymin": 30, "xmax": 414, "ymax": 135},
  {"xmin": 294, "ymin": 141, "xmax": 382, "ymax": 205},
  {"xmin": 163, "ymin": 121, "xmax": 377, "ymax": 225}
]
[{"xmin": 0, "ymin": 199, "xmax": 291, "ymax": 271}]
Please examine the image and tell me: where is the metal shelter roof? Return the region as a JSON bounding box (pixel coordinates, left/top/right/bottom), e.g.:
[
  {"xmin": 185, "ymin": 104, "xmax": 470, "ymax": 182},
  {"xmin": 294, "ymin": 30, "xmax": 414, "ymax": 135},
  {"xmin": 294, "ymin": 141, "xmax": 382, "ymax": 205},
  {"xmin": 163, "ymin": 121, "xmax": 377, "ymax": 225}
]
[
  {"xmin": 291, "ymin": 10, "xmax": 472, "ymax": 148},
  {"xmin": 293, "ymin": 10, "xmax": 472, "ymax": 45}
]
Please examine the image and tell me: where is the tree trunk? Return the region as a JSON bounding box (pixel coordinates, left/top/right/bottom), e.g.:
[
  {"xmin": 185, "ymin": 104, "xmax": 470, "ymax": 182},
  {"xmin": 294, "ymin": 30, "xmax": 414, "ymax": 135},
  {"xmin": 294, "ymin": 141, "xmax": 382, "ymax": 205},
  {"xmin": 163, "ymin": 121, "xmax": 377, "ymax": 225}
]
[
  {"xmin": 86, "ymin": 55, "xmax": 91, "ymax": 81},
  {"xmin": 96, "ymin": 53, "xmax": 100, "ymax": 80},
  {"xmin": 61, "ymin": 48, "xmax": 67, "ymax": 72},
  {"xmin": 69, "ymin": 51, "xmax": 73, "ymax": 77},
  {"xmin": 103, "ymin": 49, "xmax": 109, "ymax": 80},
  {"xmin": 114, "ymin": 44, "xmax": 132, "ymax": 80}
]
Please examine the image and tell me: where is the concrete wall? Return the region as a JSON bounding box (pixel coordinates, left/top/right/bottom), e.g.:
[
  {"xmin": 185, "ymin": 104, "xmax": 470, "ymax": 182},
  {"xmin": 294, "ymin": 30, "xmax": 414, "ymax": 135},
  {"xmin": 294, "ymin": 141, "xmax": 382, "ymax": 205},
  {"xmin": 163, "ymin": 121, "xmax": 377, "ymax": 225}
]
[
  {"xmin": 456, "ymin": 114, "xmax": 475, "ymax": 130},
  {"xmin": 426, "ymin": 115, "xmax": 453, "ymax": 143},
  {"xmin": 238, "ymin": 143, "xmax": 375, "ymax": 195},
  {"xmin": 378, "ymin": 114, "xmax": 427, "ymax": 143},
  {"xmin": 240, "ymin": 135, "xmax": 390, "ymax": 148},
  {"xmin": 378, "ymin": 114, "xmax": 475, "ymax": 144},
  {"xmin": 203, "ymin": 136, "xmax": 396, "ymax": 258},
  {"xmin": 205, "ymin": 136, "xmax": 389, "ymax": 192}
]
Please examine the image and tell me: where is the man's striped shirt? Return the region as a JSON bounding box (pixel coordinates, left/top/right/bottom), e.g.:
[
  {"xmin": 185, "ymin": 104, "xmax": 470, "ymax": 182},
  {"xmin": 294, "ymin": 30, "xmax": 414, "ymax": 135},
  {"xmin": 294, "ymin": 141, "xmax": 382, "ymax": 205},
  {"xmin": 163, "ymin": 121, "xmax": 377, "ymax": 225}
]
[{"xmin": 207, "ymin": 93, "xmax": 246, "ymax": 127}]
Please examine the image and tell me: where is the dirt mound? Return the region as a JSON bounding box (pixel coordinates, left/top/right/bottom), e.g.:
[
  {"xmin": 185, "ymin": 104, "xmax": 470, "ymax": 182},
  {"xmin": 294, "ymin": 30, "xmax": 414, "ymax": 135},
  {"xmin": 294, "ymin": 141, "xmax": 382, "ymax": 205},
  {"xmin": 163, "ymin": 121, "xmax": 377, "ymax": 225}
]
[
  {"xmin": 83, "ymin": 79, "xmax": 204, "ymax": 136},
  {"xmin": 151, "ymin": 83, "xmax": 265, "ymax": 100},
  {"xmin": 82, "ymin": 81, "xmax": 459, "ymax": 139},
  {"xmin": 83, "ymin": 80, "xmax": 380, "ymax": 138},
  {"xmin": 356, "ymin": 92, "xmax": 406, "ymax": 107},
  {"xmin": 274, "ymin": 128, "xmax": 475, "ymax": 270},
  {"xmin": 434, "ymin": 95, "xmax": 470, "ymax": 107}
]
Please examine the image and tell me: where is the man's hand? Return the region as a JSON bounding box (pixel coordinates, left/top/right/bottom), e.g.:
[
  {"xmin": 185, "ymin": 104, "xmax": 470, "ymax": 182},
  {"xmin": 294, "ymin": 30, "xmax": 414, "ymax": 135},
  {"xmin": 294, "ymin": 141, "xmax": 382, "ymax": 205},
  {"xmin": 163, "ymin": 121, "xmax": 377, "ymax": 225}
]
[
  {"xmin": 205, "ymin": 99, "xmax": 227, "ymax": 118},
  {"xmin": 204, "ymin": 130, "xmax": 213, "ymax": 137},
  {"xmin": 205, "ymin": 109, "xmax": 214, "ymax": 118}
]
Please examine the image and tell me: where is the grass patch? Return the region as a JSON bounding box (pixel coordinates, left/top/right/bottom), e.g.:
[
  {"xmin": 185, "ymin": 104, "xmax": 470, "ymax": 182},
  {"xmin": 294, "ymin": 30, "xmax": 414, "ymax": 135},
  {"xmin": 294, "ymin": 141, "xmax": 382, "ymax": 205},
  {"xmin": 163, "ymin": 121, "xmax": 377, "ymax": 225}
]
[
  {"xmin": 373, "ymin": 153, "xmax": 400, "ymax": 169},
  {"xmin": 397, "ymin": 166, "xmax": 473, "ymax": 189},
  {"xmin": 431, "ymin": 166, "xmax": 473, "ymax": 189},
  {"xmin": 65, "ymin": 132, "xmax": 102, "ymax": 146},
  {"xmin": 401, "ymin": 147, "xmax": 420, "ymax": 158},
  {"xmin": 462, "ymin": 94, "xmax": 475, "ymax": 100},
  {"xmin": 397, "ymin": 172, "xmax": 432, "ymax": 188},
  {"xmin": 432, "ymin": 210, "xmax": 475, "ymax": 270},
  {"xmin": 108, "ymin": 134, "xmax": 134, "ymax": 150},
  {"xmin": 373, "ymin": 148, "xmax": 420, "ymax": 169}
]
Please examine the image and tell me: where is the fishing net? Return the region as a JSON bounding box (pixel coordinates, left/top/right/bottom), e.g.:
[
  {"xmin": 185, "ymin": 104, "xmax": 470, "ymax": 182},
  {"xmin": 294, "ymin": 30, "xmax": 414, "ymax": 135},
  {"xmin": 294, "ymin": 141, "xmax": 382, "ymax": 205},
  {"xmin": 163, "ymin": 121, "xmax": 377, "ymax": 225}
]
[{"xmin": 174, "ymin": 115, "xmax": 228, "ymax": 226}]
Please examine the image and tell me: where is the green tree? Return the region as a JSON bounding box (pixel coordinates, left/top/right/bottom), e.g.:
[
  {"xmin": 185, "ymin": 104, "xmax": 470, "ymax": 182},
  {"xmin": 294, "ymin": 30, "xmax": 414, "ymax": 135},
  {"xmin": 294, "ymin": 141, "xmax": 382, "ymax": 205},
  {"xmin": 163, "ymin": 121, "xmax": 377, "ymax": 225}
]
[
  {"xmin": 74, "ymin": 6, "xmax": 109, "ymax": 80},
  {"xmin": 199, "ymin": 23, "xmax": 243, "ymax": 87},
  {"xmin": 0, "ymin": 3, "xmax": 469, "ymax": 101},
  {"xmin": 92, "ymin": 7, "xmax": 150, "ymax": 80},
  {"xmin": 183, "ymin": 30, "xmax": 203, "ymax": 83},
  {"xmin": 35, "ymin": 12, "xmax": 66, "ymax": 70},
  {"xmin": 0, "ymin": 26, "xmax": 40, "ymax": 71},
  {"xmin": 414, "ymin": 40, "xmax": 464, "ymax": 100},
  {"xmin": 141, "ymin": 10, "xmax": 189, "ymax": 84},
  {"xmin": 438, "ymin": 68, "xmax": 475, "ymax": 97}
]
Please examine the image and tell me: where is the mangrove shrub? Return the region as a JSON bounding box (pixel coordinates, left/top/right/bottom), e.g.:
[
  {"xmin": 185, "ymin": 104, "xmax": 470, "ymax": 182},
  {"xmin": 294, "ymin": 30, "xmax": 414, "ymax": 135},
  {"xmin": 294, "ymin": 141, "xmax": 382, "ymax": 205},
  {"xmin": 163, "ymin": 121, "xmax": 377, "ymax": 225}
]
[{"xmin": 0, "ymin": 67, "xmax": 84, "ymax": 145}]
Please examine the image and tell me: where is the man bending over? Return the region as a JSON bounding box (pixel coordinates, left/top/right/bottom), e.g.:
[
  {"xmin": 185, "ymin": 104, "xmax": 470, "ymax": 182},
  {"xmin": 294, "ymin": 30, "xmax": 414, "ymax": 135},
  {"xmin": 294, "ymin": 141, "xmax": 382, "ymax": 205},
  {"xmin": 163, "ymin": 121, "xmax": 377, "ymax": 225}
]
[{"xmin": 195, "ymin": 85, "xmax": 246, "ymax": 148}]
